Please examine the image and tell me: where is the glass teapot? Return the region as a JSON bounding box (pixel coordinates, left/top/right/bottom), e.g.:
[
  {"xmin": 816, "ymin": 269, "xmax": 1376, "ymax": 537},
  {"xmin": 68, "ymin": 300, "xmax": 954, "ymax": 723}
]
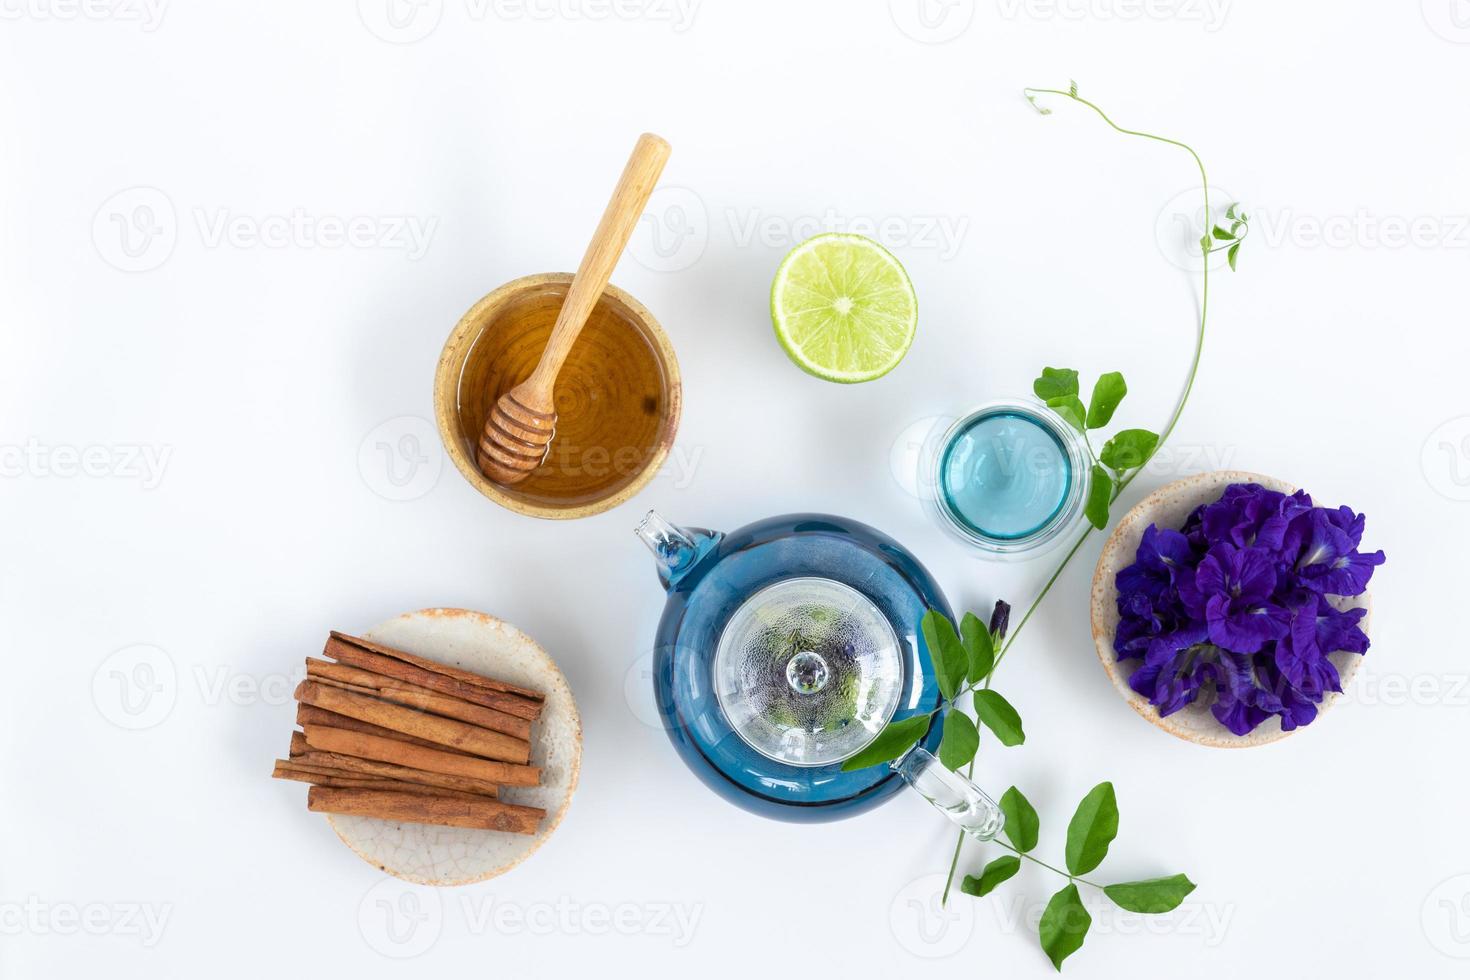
[{"xmin": 637, "ymin": 510, "xmax": 1005, "ymax": 839}]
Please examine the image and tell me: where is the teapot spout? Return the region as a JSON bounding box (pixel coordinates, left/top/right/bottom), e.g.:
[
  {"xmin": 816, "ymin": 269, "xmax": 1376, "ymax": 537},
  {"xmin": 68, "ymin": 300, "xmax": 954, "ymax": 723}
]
[{"xmin": 635, "ymin": 511, "xmax": 721, "ymax": 590}]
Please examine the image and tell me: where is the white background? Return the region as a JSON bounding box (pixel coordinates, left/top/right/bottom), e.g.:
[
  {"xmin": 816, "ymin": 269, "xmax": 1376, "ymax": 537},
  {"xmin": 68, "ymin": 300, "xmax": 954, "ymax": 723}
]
[{"xmin": 2, "ymin": 1, "xmax": 1466, "ymax": 976}]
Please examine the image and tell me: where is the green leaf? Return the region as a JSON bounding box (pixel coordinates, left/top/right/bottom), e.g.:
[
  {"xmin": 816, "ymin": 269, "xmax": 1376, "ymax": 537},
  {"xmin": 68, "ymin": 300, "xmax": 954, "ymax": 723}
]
[
  {"xmin": 1038, "ymin": 883, "xmax": 1091, "ymax": 971},
  {"xmin": 1225, "ymin": 203, "xmax": 1237, "ymax": 220},
  {"xmin": 1084, "ymin": 464, "xmax": 1113, "ymax": 530},
  {"xmin": 938, "ymin": 709, "xmax": 979, "ymax": 771},
  {"xmin": 1198, "ymin": 233, "xmax": 1212, "ymax": 255},
  {"xmin": 1047, "ymin": 395, "xmax": 1086, "ymax": 432},
  {"xmin": 1211, "ymin": 225, "xmax": 1235, "ymax": 241},
  {"xmin": 1064, "ymin": 782, "xmax": 1119, "ymax": 876},
  {"xmin": 972, "ymin": 689, "xmax": 1025, "ymax": 746},
  {"xmin": 1103, "ymin": 874, "xmax": 1197, "ymax": 913},
  {"xmin": 1032, "ymin": 367, "xmax": 1079, "ymax": 401},
  {"xmin": 921, "ymin": 610, "xmax": 968, "ymax": 701},
  {"xmin": 960, "ymin": 612, "xmax": 995, "ymax": 683},
  {"xmin": 1068, "ymin": 80, "xmax": 1078, "ymax": 97},
  {"xmin": 1227, "ymin": 241, "xmax": 1240, "ymax": 271},
  {"xmin": 962, "ymin": 855, "xmax": 1021, "ymax": 897},
  {"xmin": 1099, "ymin": 429, "xmax": 1159, "ymax": 471},
  {"xmin": 1085, "ymin": 372, "xmax": 1127, "ymax": 428},
  {"xmin": 839, "ymin": 714, "xmax": 932, "ymax": 771},
  {"xmin": 1230, "ymin": 220, "xmax": 1246, "ymax": 237},
  {"xmin": 999, "ymin": 786, "xmax": 1040, "ymax": 852}
]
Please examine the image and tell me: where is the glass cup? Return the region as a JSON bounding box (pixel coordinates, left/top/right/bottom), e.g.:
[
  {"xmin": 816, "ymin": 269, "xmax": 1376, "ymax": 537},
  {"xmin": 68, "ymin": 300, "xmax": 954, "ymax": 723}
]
[{"xmin": 920, "ymin": 398, "xmax": 1091, "ymax": 559}]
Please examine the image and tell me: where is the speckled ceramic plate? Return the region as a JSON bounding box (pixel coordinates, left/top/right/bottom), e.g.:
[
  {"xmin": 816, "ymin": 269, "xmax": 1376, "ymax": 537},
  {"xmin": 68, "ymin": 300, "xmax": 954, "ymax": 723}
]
[
  {"xmin": 325, "ymin": 608, "xmax": 581, "ymax": 884},
  {"xmin": 1090, "ymin": 471, "xmax": 1372, "ymax": 748}
]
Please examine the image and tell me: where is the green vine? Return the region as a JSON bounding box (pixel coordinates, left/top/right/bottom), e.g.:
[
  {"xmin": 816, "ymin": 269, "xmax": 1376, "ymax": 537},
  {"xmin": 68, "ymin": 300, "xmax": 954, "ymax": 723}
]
[{"xmin": 844, "ymin": 82, "xmax": 1248, "ymax": 969}]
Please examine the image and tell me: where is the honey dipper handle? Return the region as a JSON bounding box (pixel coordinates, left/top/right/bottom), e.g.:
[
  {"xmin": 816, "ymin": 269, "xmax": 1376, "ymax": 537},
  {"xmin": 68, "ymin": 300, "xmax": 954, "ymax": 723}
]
[{"xmin": 530, "ymin": 132, "xmax": 671, "ymax": 388}]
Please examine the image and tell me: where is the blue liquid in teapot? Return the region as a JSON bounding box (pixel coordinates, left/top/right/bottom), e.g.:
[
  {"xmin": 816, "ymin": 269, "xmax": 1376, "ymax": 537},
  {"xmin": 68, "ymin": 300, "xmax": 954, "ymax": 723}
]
[{"xmin": 637, "ymin": 512, "xmax": 954, "ymax": 822}]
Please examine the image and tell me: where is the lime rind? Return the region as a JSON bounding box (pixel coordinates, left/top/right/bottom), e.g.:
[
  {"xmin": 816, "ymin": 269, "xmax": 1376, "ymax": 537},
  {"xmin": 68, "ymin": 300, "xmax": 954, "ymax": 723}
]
[{"xmin": 770, "ymin": 233, "xmax": 918, "ymax": 384}]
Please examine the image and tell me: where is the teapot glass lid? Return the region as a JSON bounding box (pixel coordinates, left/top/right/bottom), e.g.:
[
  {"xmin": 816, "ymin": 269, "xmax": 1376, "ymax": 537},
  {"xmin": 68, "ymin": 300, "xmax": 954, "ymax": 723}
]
[{"xmin": 713, "ymin": 577, "xmax": 904, "ymax": 768}]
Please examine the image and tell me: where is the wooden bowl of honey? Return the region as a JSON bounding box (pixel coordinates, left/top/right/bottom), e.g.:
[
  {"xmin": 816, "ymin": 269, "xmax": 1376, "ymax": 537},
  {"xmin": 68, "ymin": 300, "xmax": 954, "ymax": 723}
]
[{"xmin": 434, "ymin": 274, "xmax": 681, "ymax": 519}]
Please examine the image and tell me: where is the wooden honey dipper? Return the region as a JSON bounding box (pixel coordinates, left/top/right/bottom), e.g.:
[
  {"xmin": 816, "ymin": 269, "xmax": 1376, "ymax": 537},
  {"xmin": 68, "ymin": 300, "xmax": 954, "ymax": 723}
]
[{"xmin": 477, "ymin": 132, "xmax": 672, "ymax": 486}]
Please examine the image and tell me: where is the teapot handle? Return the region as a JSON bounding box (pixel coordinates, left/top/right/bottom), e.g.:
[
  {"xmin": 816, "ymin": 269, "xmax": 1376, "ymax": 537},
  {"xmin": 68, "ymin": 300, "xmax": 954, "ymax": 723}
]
[{"xmin": 892, "ymin": 745, "xmax": 1006, "ymax": 842}]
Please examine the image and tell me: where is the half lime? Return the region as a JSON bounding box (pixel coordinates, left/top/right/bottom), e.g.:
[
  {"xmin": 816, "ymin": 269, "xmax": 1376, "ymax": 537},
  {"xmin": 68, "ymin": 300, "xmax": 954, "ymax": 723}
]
[{"xmin": 770, "ymin": 233, "xmax": 918, "ymax": 383}]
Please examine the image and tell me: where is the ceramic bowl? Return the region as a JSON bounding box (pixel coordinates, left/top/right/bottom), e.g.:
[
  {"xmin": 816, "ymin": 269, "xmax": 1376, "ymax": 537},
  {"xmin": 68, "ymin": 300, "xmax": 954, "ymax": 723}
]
[
  {"xmin": 325, "ymin": 608, "xmax": 582, "ymax": 885},
  {"xmin": 1090, "ymin": 471, "xmax": 1372, "ymax": 748},
  {"xmin": 434, "ymin": 273, "xmax": 681, "ymax": 520}
]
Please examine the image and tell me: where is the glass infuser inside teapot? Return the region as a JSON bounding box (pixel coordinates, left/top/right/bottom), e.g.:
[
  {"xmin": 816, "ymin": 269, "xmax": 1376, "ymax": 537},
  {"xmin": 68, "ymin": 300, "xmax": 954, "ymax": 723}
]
[{"xmin": 636, "ymin": 510, "xmax": 1005, "ymax": 838}]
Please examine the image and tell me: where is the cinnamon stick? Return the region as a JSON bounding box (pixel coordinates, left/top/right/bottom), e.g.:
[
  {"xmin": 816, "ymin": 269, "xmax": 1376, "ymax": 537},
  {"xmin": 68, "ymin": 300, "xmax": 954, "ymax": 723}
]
[
  {"xmin": 302, "ymin": 724, "xmax": 541, "ymax": 787},
  {"xmin": 271, "ymin": 760, "xmax": 492, "ymax": 800},
  {"xmin": 295, "ymin": 680, "xmax": 531, "ymax": 764},
  {"xmin": 295, "ymin": 704, "xmax": 477, "ymax": 756},
  {"xmin": 308, "ymin": 786, "xmax": 545, "ymax": 835},
  {"xmin": 305, "ymin": 658, "xmax": 532, "ymax": 740},
  {"xmin": 292, "ymin": 748, "xmax": 507, "ymax": 796},
  {"xmin": 324, "ymin": 634, "xmax": 543, "ymax": 721},
  {"xmin": 331, "ymin": 630, "xmax": 545, "ymax": 701}
]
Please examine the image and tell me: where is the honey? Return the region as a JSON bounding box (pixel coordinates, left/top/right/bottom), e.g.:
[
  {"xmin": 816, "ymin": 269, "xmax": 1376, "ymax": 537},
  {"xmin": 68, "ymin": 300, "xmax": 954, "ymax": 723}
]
[{"xmin": 455, "ymin": 280, "xmax": 674, "ymax": 509}]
